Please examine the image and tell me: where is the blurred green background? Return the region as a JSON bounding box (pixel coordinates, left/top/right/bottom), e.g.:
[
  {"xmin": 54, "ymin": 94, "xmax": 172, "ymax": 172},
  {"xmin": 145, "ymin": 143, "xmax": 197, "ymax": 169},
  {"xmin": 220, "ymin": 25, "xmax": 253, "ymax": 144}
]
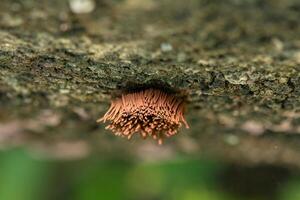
[{"xmin": 0, "ymin": 148, "xmax": 299, "ymax": 200}]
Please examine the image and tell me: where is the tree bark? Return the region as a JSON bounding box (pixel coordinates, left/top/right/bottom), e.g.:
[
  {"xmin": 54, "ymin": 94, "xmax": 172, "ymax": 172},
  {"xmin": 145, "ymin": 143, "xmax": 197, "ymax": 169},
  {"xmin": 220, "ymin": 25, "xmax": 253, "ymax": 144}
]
[{"xmin": 0, "ymin": 0, "xmax": 299, "ymax": 166}]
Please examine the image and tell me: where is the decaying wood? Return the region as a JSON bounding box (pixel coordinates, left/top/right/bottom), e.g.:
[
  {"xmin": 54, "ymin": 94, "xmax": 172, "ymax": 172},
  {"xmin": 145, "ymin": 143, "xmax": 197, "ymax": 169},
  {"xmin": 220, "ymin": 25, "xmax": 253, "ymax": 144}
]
[{"xmin": 0, "ymin": 0, "xmax": 299, "ymax": 166}]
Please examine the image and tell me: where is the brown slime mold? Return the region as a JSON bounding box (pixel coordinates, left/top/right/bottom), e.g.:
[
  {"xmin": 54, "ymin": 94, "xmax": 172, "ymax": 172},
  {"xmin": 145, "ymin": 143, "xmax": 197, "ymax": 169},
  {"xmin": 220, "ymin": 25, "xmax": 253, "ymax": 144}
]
[{"xmin": 97, "ymin": 89, "xmax": 189, "ymax": 144}]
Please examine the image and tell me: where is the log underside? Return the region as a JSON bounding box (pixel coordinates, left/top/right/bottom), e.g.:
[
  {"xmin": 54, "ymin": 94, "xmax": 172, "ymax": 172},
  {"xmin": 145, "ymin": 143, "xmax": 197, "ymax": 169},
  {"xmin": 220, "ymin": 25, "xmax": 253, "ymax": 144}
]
[{"xmin": 0, "ymin": 0, "xmax": 299, "ymax": 167}]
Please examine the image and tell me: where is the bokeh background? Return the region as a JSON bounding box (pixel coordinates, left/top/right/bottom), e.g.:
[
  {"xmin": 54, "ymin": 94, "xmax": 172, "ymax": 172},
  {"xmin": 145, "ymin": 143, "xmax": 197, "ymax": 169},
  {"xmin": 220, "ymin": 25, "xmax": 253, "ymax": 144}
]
[{"xmin": 0, "ymin": 148, "xmax": 299, "ymax": 200}]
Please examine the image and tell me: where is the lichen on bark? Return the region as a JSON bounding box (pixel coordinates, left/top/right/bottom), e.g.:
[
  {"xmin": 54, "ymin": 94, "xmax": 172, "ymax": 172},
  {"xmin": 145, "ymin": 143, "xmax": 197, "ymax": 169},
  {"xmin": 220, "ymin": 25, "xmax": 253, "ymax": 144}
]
[{"xmin": 0, "ymin": 0, "xmax": 300, "ymax": 166}]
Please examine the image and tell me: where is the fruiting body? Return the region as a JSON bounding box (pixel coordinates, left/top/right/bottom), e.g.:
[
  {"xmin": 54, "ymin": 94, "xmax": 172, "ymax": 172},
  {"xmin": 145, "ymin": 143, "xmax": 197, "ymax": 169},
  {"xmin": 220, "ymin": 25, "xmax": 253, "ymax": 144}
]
[{"xmin": 97, "ymin": 89, "xmax": 189, "ymax": 144}]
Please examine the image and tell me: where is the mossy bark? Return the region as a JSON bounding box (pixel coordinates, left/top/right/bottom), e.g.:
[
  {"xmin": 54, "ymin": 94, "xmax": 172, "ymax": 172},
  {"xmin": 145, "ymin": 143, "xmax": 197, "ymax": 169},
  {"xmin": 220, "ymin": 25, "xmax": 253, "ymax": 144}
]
[{"xmin": 0, "ymin": 0, "xmax": 299, "ymax": 166}]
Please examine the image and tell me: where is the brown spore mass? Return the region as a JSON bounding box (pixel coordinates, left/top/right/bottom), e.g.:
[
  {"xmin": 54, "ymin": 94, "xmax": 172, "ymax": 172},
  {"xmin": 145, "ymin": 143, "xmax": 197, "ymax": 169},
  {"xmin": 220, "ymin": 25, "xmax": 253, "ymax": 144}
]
[{"xmin": 97, "ymin": 89, "xmax": 189, "ymax": 144}]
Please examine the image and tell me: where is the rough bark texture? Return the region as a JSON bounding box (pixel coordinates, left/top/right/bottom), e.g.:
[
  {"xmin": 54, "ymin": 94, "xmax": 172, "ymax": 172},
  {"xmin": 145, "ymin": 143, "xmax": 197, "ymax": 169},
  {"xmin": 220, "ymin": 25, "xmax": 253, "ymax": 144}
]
[{"xmin": 0, "ymin": 0, "xmax": 299, "ymax": 166}]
